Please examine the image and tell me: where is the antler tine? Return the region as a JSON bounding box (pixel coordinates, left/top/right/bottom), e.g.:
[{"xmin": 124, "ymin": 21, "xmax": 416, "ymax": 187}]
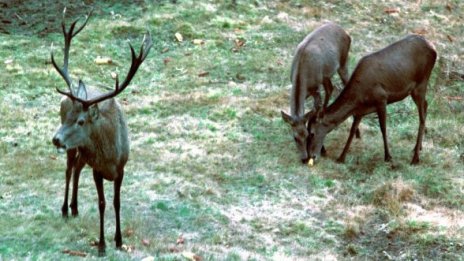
[
  {"xmin": 51, "ymin": 8, "xmax": 92, "ymax": 98},
  {"xmin": 79, "ymin": 32, "xmax": 153, "ymax": 108}
]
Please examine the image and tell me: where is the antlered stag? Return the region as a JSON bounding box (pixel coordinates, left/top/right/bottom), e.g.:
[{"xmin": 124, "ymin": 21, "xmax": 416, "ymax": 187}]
[
  {"xmin": 281, "ymin": 22, "xmax": 351, "ymax": 163},
  {"xmin": 51, "ymin": 10, "xmax": 152, "ymax": 254},
  {"xmin": 308, "ymin": 34, "xmax": 436, "ymax": 165}
]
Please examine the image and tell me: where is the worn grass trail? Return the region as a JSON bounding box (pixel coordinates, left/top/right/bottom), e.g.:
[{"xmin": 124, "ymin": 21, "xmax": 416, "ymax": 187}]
[{"xmin": 0, "ymin": 0, "xmax": 463, "ymax": 260}]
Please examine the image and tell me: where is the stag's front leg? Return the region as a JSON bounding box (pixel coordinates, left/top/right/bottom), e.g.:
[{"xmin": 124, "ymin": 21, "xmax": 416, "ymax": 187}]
[
  {"xmin": 337, "ymin": 116, "xmax": 362, "ymax": 163},
  {"xmin": 93, "ymin": 171, "xmax": 106, "ymax": 255},
  {"xmin": 113, "ymin": 170, "xmax": 124, "ymax": 249},
  {"xmin": 70, "ymin": 155, "xmax": 85, "ymax": 217},
  {"xmin": 62, "ymin": 149, "xmax": 77, "ymax": 217}
]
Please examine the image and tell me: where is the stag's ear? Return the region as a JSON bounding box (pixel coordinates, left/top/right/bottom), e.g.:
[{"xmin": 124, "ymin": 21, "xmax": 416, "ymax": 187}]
[
  {"xmin": 88, "ymin": 104, "xmax": 100, "ymax": 121},
  {"xmin": 281, "ymin": 111, "xmax": 293, "ymax": 124},
  {"xmin": 76, "ymin": 80, "xmax": 88, "ymax": 100},
  {"xmin": 302, "ymin": 111, "xmax": 315, "ymax": 124}
]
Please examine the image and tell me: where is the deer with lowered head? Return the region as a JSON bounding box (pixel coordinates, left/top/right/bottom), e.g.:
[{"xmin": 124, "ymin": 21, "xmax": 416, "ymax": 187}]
[
  {"xmin": 51, "ymin": 10, "xmax": 152, "ymax": 254},
  {"xmin": 281, "ymin": 22, "xmax": 352, "ymax": 164},
  {"xmin": 307, "ymin": 34, "xmax": 437, "ymax": 165}
]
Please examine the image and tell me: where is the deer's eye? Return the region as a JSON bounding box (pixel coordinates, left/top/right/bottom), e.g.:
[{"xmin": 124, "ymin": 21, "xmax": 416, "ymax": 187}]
[{"xmin": 77, "ymin": 119, "xmax": 85, "ymax": 126}]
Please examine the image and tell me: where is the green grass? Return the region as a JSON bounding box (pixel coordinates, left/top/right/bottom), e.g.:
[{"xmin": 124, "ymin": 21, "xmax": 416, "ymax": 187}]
[{"xmin": 1, "ymin": 0, "xmax": 464, "ymax": 260}]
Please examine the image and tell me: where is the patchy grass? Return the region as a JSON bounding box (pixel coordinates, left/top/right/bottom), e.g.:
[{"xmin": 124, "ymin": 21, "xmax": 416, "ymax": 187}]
[{"xmin": 1, "ymin": 0, "xmax": 463, "ymax": 260}]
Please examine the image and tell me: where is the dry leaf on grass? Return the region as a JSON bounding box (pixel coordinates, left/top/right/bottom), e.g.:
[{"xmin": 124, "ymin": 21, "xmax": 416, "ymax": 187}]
[
  {"xmin": 94, "ymin": 56, "xmax": 112, "ymax": 65},
  {"xmin": 62, "ymin": 249, "xmax": 87, "ymax": 257},
  {"xmin": 182, "ymin": 251, "xmax": 202, "ymax": 261},
  {"xmin": 175, "ymin": 32, "xmax": 183, "ymax": 42}
]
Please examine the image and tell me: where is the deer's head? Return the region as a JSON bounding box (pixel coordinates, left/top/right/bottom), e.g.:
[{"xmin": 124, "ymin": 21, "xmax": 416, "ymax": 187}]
[
  {"xmin": 281, "ymin": 110, "xmax": 315, "ymax": 164},
  {"xmin": 51, "ymin": 9, "xmax": 152, "ymax": 152}
]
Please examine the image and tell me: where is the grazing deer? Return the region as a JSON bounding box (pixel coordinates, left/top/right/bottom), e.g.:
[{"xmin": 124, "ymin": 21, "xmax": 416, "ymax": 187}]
[
  {"xmin": 307, "ymin": 34, "xmax": 437, "ymax": 165},
  {"xmin": 51, "ymin": 10, "xmax": 152, "ymax": 254},
  {"xmin": 281, "ymin": 22, "xmax": 351, "ymax": 163}
]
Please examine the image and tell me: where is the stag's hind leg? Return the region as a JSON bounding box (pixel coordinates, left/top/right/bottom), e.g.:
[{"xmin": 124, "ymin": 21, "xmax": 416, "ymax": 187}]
[
  {"xmin": 411, "ymin": 84, "xmax": 428, "ymax": 165},
  {"xmin": 377, "ymin": 105, "xmax": 392, "ymax": 162},
  {"xmin": 113, "ymin": 169, "xmax": 124, "ymax": 249}
]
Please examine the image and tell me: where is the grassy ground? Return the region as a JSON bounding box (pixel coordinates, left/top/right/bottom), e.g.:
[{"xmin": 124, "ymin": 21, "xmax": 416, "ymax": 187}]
[{"xmin": 1, "ymin": 0, "xmax": 463, "ymax": 260}]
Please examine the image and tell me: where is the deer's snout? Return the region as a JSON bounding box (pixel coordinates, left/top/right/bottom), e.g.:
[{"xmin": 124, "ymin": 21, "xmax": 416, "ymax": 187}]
[{"xmin": 52, "ymin": 135, "xmax": 65, "ymax": 149}]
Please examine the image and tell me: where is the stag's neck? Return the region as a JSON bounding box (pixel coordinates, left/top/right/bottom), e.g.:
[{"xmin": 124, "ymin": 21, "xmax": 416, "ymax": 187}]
[
  {"xmin": 322, "ymin": 89, "xmax": 358, "ymax": 132},
  {"xmin": 290, "ymin": 87, "xmax": 307, "ymax": 117},
  {"xmin": 80, "ymin": 109, "xmax": 129, "ymax": 178}
]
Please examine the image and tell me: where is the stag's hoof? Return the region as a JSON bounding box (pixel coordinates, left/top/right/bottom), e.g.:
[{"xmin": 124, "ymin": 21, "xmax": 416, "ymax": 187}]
[
  {"xmin": 321, "ymin": 146, "xmax": 327, "ymax": 157},
  {"xmin": 410, "ymin": 157, "xmax": 420, "ymax": 165},
  {"xmin": 71, "ymin": 208, "xmax": 79, "ymax": 217},
  {"xmin": 336, "ymin": 157, "xmax": 346, "ymax": 164},
  {"xmin": 97, "ymin": 245, "xmax": 106, "ymax": 256},
  {"xmin": 61, "ymin": 207, "xmax": 69, "ymax": 218},
  {"xmin": 385, "ymin": 155, "xmax": 392, "ymax": 162}
]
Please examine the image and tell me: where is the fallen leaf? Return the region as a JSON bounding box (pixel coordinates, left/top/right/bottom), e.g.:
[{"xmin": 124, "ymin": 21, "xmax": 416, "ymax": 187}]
[
  {"xmin": 62, "ymin": 249, "xmax": 87, "ymax": 257},
  {"xmin": 169, "ymin": 246, "xmax": 181, "ymax": 253},
  {"xmin": 175, "ymin": 32, "xmax": 183, "ymax": 42},
  {"xmin": 412, "ymin": 28, "xmax": 427, "ymax": 35},
  {"xmin": 445, "ymin": 96, "xmax": 463, "ymax": 101},
  {"xmin": 142, "ymin": 239, "xmax": 150, "ymax": 246},
  {"xmin": 111, "ymin": 72, "xmax": 118, "ymax": 79},
  {"xmin": 235, "ymin": 39, "xmax": 245, "ymax": 47},
  {"xmin": 4, "ymin": 59, "xmax": 13, "ymax": 64},
  {"xmin": 447, "ymin": 35, "xmax": 454, "ymax": 42},
  {"xmin": 192, "ymin": 39, "xmax": 205, "ymax": 45},
  {"xmin": 124, "ymin": 228, "xmax": 134, "ymax": 237},
  {"xmin": 446, "ymin": 3, "xmax": 453, "ymax": 12},
  {"xmin": 182, "ymin": 251, "xmax": 202, "ymax": 261},
  {"xmin": 161, "ymin": 47, "xmax": 170, "ymax": 53},
  {"xmin": 164, "ymin": 57, "xmax": 172, "ymax": 65},
  {"xmin": 384, "ymin": 7, "xmax": 400, "ymax": 14},
  {"xmin": 198, "ymin": 71, "xmax": 209, "ymax": 77},
  {"xmin": 121, "ymin": 244, "xmax": 135, "ymax": 253},
  {"xmin": 94, "ymin": 56, "xmax": 112, "ymax": 65}
]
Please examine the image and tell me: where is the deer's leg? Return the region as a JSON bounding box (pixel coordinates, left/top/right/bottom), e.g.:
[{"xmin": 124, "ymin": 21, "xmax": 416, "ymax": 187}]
[
  {"xmin": 337, "ymin": 116, "xmax": 362, "ymax": 163},
  {"xmin": 62, "ymin": 149, "xmax": 77, "ymax": 217},
  {"xmin": 93, "ymin": 171, "xmax": 106, "ymax": 255},
  {"xmin": 411, "ymin": 90, "xmax": 427, "ymax": 165},
  {"xmin": 377, "ymin": 105, "xmax": 392, "ymax": 162},
  {"xmin": 114, "ymin": 169, "xmax": 124, "ymax": 249},
  {"xmin": 70, "ymin": 155, "xmax": 85, "ymax": 217},
  {"xmin": 322, "ymin": 78, "xmax": 334, "ymax": 110},
  {"xmin": 337, "ymin": 64, "xmax": 350, "ymax": 87}
]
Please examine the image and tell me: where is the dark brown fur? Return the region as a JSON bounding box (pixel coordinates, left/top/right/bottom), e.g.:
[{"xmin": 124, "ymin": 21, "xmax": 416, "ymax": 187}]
[{"xmin": 308, "ymin": 34, "xmax": 437, "ymax": 165}]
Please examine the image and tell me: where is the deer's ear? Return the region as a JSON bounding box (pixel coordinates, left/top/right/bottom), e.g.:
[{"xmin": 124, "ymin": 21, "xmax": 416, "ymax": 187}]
[
  {"xmin": 281, "ymin": 111, "xmax": 293, "ymax": 124},
  {"xmin": 303, "ymin": 110, "xmax": 318, "ymax": 124},
  {"xmin": 76, "ymin": 80, "xmax": 88, "ymax": 100},
  {"xmin": 88, "ymin": 104, "xmax": 100, "ymax": 121}
]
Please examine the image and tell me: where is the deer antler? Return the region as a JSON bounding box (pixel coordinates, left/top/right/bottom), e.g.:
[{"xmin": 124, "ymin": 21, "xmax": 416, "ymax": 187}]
[
  {"xmin": 51, "ymin": 8, "xmax": 92, "ymax": 96},
  {"xmin": 73, "ymin": 32, "xmax": 153, "ymax": 109}
]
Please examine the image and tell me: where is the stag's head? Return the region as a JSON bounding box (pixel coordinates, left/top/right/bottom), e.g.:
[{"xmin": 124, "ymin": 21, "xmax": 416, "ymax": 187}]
[
  {"xmin": 281, "ymin": 110, "xmax": 315, "ymax": 164},
  {"xmin": 51, "ymin": 9, "xmax": 152, "ymax": 152}
]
